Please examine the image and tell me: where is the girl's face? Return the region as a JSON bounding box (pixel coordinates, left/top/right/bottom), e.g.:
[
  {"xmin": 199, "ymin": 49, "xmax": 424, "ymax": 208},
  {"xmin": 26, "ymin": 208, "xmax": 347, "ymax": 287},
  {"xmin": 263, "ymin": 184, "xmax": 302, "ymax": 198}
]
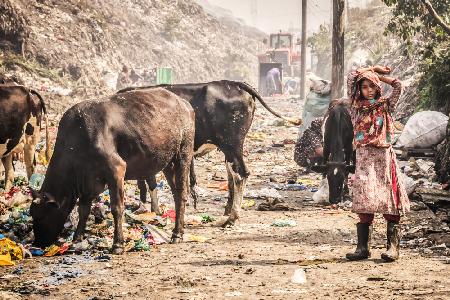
[{"xmin": 360, "ymin": 79, "xmax": 377, "ymax": 100}]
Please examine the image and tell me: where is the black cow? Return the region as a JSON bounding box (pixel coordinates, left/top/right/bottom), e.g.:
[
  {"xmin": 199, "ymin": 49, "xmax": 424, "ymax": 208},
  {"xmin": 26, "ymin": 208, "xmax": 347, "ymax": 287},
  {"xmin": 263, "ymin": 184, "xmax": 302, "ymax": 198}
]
[
  {"xmin": 312, "ymin": 101, "xmax": 355, "ymax": 204},
  {"xmin": 30, "ymin": 88, "xmax": 195, "ymax": 254},
  {"xmin": 118, "ymin": 80, "xmax": 301, "ymax": 226},
  {"xmin": 1, "ymin": 85, "xmax": 50, "ymax": 190}
]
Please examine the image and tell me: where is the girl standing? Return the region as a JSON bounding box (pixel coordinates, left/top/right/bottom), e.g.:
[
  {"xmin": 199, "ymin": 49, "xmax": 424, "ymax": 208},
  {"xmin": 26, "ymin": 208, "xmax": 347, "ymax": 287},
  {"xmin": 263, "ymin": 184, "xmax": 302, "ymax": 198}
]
[{"xmin": 346, "ymin": 65, "xmax": 410, "ymax": 262}]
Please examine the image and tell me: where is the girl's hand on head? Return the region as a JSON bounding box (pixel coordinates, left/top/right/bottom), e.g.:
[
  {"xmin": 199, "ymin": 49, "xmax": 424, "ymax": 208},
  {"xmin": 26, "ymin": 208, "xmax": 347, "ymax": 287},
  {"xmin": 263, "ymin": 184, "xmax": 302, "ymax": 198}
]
[{"xmin": 374, "ymin": 66, "xmax": 391, "ymax": 75}]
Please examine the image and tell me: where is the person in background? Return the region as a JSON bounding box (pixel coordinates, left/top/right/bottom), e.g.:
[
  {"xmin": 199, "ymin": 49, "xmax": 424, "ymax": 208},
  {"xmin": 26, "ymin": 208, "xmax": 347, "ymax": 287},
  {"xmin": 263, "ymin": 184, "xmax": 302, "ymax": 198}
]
[
  {"xmin": 266, "ymin": 67, "xmax": 282, "ymax": 96},
  {"xmin": 130, "ymin": 69, "xmax": 142, "ymax": 85},
  {"xmin": 116, "ymin": 65, "xmax": 131, "ymax": 90},
  {"xmin": 294, "ymin": 118, "xmax": 324, "ymax": 171}
]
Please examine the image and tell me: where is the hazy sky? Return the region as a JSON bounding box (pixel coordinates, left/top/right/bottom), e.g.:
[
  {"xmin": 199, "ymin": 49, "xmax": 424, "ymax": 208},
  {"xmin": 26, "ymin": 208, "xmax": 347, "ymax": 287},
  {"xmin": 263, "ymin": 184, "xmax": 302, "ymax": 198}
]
[{"xmin": 207, "ymin": 0, "xmax": 370, "ymax": 34}]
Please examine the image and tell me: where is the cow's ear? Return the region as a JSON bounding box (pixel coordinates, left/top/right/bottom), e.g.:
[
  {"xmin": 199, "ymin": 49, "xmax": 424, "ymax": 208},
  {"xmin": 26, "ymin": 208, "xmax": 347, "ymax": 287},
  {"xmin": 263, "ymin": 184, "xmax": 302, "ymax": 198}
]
[
  {"xmin": 346, "ymin": 165, "xmax": 356, "ymax": 174},
  {"xmin": 30, "ymin": 189, "xmax": 41, "ymax": 202},
  {"xmin": 310, "ymin": 165, "xmax": 328, "ymax": 173}
]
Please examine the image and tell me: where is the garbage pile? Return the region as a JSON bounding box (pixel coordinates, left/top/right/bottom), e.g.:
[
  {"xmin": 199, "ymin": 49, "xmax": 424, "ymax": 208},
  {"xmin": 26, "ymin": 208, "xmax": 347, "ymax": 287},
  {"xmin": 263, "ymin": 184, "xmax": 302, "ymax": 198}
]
[
  {"xmin": 0, "ymin": 176, "xmax": 214, "ymax": 267},
  {"xmin": 398, "ymin": 158, "xmax": 450, "ymax": 257}
]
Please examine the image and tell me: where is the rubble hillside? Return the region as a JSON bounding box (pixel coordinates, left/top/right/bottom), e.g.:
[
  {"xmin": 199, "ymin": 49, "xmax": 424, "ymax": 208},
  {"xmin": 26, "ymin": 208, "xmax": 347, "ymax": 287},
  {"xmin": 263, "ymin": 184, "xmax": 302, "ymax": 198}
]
[{"xmin": 0, "ymin": 0, "xmax": 264, "ymax": 113}]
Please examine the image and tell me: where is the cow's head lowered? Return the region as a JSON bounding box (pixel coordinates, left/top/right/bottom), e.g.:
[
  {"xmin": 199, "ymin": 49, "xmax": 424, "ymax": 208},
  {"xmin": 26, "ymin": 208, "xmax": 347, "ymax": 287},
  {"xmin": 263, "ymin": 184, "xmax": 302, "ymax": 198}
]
[
  {"xmin": 311, "ymin": 162, "xmax": 355, "ymax": 204},
  {"xmin": 30, "ymin": 190, "xmax": 68, "ymax": 248}
]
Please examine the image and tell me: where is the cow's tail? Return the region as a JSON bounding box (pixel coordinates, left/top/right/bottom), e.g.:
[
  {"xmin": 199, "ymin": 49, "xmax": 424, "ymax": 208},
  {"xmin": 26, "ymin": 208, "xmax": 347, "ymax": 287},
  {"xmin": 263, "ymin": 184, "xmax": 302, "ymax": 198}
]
[
  {"xmin": 30, "ymin": 89, "xmax": 51, "ymax": 162},
  {"xmin": 235, "ymin": 81, "xmax": 302, "ymax": 126}
]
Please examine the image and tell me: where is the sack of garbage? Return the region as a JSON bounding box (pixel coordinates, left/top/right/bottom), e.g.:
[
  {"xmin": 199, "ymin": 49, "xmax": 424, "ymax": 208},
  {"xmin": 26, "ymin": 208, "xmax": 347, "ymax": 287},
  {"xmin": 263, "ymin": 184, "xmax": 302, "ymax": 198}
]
[
  {"xmin": 396, "ymin": 111, "xmax": 448, "ymax": 149},
  {"xmin": 310, "ymin": 79, "xmax": 331, "ymax": 96},
  {"xmin": 312, "ymin": 179, "xmax": 328, "ymax": 203},
  {"xmin": 299, "ymin": 91, "xmax": 331, "ymax": 135}
]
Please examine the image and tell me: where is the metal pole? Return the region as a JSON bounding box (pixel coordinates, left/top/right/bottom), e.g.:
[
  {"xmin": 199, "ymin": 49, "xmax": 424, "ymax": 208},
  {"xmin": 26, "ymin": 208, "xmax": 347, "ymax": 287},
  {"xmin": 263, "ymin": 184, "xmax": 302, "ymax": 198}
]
[{"xmin": 300, "ymin": 0, "xmax": 307, "ymax": 101}]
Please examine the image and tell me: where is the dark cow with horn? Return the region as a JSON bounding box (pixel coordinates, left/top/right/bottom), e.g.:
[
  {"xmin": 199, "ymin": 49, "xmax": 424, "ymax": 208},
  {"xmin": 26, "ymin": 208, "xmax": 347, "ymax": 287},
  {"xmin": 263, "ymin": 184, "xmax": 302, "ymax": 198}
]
[
  {"xmin": 30, "ymin": 88, "xmax": 195, "ymax": 254},
  {"xmin": 0, "ymin": 84, "xmax": 50, "ymax": 191},
  {"xmin": 311, "ymin": 99, "xmax": 355, "ymax": 204},
  {"xmin": 118, "ymin": 80, "xmax": 301, "ymax": 226}
]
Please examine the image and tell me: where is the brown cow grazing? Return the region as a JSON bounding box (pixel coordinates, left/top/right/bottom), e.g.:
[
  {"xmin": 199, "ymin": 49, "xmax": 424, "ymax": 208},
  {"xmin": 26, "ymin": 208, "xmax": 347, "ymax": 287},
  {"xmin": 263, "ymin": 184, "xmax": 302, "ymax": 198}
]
[
  {"xmin": 30, "ymin": 88, "xmax": 195, "ymax": 254},
  {"xmin": 0, "ymin": 85, "xmax": 50, "ymax": 191}
]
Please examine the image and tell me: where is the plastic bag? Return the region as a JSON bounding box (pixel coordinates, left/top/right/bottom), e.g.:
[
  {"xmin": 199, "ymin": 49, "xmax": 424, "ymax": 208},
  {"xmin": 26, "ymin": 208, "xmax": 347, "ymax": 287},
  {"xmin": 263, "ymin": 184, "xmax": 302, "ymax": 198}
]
[
  {"xmin": 312, "ymin": 179, "xmax": 329, "ymax": 203},
  {"xmin": 0, "ymin": 237, "xmax": 24, "ymax": 266},
  {"xmin": 400, "ymin": 173, "xmax": 416, "ymax": 196}
]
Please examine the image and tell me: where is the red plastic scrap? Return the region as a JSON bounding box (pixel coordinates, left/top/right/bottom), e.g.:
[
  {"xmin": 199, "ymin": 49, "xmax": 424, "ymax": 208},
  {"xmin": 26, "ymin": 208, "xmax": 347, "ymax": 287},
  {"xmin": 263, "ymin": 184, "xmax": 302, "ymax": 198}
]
[{"xmin": 162, "ymin": 209, "xmax": 176, "ymax": 222}]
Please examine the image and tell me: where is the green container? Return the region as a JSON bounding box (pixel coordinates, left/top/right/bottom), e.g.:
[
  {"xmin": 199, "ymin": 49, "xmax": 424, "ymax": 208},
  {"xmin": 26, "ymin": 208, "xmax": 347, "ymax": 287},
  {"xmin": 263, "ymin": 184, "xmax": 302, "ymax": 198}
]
[{"xmin": 156, "ymin": 67, "xmax": 173, "ymax": 84}]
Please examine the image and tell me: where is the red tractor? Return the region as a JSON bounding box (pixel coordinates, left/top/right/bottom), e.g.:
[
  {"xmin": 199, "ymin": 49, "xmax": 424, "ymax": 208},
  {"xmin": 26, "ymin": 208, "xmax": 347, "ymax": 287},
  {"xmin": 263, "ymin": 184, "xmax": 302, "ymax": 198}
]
[{"xmin": 258, "ymin": 32, "xmax": 301, "ymax": 96}]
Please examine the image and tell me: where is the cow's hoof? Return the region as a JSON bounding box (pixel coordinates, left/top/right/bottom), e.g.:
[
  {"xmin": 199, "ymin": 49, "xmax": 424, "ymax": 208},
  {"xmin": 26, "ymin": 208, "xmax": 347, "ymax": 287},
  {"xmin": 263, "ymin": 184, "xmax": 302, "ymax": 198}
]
[
  {"xmin": 221, "ymin": 219, "xmax": 236, "ymax": 228},
  {"xmin": 72, "ymin": 237, "xmax": 83, "ymax": 244},
  {"xmin": 111, "ymin": 245, "xmax": 124, "ymax": 255},
  {"xmin": 170, "ymin": 236, "xmax": 183, "ymax": 244}
]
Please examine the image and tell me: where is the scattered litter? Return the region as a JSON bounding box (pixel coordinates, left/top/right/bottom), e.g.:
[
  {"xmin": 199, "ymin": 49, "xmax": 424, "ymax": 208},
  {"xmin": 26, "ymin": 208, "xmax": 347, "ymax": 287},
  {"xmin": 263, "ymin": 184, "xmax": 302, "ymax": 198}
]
[
  {"xmin": 186, "ymin": 215, "xmax": 203, "ymax": 226},
  {"xmin": 0, "ymin": 237, "xmax": 24, "ymax": 266},
  {"xmin": 271, "ymin": 289, "xmax": 308, "ymax": 295},
  {"xmin": 337, "ymin": 200, "xmax": 352, "ymax": 209},
  {"xmin": 297, "ymin": 258, "xmax": 342, "ymax": 266},
  {"xmin": 44, "ymin": 243, "xmax": 70, "ymax": 257},
  {"xmin": 291, "ymin": 268, "xmax": 307, "ymax": 284},
  {"xmin": 272, "ymin": 219, "xmax": 297, "ymax": 227},
  {"xmin": 258, "ymin": 199, "xmax": 294, "ymax": 211},
  {"xmin": 48, "ymin": 86, "xmax": 72, "ymax": 96},
  {"xmin": 187, "ymin": 234, "xmax": 209, "ymax": 243},
  {"xmin": 71, "ymin": 240, "xmax": 90, "ymax": 252},
  {"xmin": 401, "ymin": 173, "xmax": 416, "ymax": 195},
  {"xmin": 162, "ymin": 209, "xmax": 176, "ymax": 222},
  {"xmin": 224, "ymin": 291, "xmax": 243, "ymax": 297},
  {"xmin": 95, "ymin": 253, "xmax": 111, "ymax": 262},
  {"xmin": 367, "ymin": 276, "xmax": 388, "ymax": 282},
  {"xmin": 241, "ymin": 199, "xmax": 255, "ymax": 209},
  {"xmin": 247, "ymin": 132, "xmax": 267, "ymax": 141},
  {"xmin": 269, "ymin": 183, "xmax": 308, "ymax": 191},
  {"xmin": 200, "ymin": 214, "xmax": 215, "ymax": 223},
  {"xmin": 126, "ymin": 211, "xmax": 157, "ymax": 224},
  {"xmin": 244, "ymin": 188, "xmax": 282, "ymax": 200},
  {"xmin": 28, "ymin": 173, "xmax": 45, "ymax": 190},
  {"xmin": 206, "ymin": 182, "xmax": 228, "ymax": 191},
  {"xmin": 30, "ymin": 247, "xmax": 44, "ymax": 256},
  {"xmin": 312, "ymin": 179, "xmax": 329, "ymax": 203},
  {"xmin": 44, "ymin": 245, "xmax": 61, "ymax": 257}
]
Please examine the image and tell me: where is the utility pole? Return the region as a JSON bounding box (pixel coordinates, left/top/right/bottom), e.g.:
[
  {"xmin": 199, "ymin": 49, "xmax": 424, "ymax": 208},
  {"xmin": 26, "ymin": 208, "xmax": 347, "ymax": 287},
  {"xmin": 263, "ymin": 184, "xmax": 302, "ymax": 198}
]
[
  {"xmin": 300, "ymin": 0, "xmax": 307, "ymax": 101},
  {"xmin": 331, "ymin": 0, "xmax": 346, "ymax": 99},
  {"xmin": 250, "ymin": 0, "xmax": 258, "ymax": 28}
]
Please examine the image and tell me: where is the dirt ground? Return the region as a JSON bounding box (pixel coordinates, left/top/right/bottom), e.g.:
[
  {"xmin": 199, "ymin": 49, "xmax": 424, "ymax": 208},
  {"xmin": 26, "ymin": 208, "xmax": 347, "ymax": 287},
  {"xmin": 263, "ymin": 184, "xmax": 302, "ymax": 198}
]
[{"xmin": 1, "ymin": 97, "xmax": 449, "ymax": 300}]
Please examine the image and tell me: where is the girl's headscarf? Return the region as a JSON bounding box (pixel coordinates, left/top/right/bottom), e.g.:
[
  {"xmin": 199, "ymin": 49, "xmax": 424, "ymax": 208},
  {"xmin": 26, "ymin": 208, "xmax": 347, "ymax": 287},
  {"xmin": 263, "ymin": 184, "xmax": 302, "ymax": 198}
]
[{"xmin": 351, "ymin": 70, "xmax": 382, "ymax": 101}]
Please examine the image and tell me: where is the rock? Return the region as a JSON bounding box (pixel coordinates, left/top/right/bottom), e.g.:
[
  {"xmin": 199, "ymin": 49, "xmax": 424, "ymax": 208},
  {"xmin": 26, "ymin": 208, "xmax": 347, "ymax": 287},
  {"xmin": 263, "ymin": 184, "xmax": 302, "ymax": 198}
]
[
  {"xmin": 423, "ymin": 248, "xmax": 433, "ymax": 255},
  {"xmin": 401, "ymin": 173, "xmax": 417, "ymax": 195},
  {"xmin": 429, "ymin": 243, "xmax": 447, "ymax": 251},
  {"xmin": 410, "ymin": 200, "xmax": 428, "ymax": 211}
]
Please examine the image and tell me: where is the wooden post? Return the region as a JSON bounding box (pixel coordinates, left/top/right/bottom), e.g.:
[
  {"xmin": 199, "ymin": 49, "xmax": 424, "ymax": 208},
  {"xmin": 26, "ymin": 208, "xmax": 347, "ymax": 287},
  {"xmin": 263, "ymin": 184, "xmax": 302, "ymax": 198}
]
[
  {"xmin": 300, "ymin": 0, "xmax": 307, "ymax": 101},
  {"xmin": 331, "ymin": 0, "xmax": 345, "ymax": 100}
]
